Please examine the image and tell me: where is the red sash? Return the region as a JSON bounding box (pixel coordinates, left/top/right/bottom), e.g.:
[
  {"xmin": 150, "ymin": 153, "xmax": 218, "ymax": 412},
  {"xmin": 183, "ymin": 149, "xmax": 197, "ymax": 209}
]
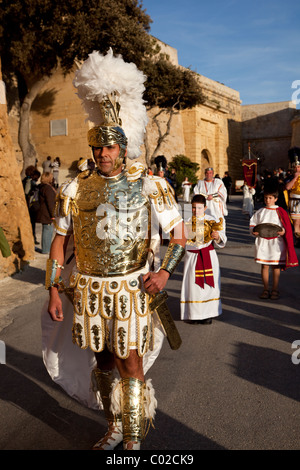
[
  {"xmin": 188, "ymin": 244, "xmax": 215, "ymax": 288},
  {"xmin": 276, "ymin": 207, "xmax": 299, "ymax": 270}
]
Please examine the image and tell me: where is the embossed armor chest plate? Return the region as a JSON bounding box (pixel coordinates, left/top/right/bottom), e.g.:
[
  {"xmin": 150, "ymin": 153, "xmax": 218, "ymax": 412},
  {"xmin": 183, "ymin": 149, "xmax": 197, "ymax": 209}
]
[{"xmin": 73, "ymin": 171, "xmax": 151, "ymax": 276}]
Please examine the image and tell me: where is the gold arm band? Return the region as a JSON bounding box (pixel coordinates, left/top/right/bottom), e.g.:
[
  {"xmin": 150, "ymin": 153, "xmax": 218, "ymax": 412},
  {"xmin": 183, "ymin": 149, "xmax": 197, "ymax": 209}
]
[
  {"xmin": 160, "ymin": 243, "xmax": 185, "ymax": 276},
  {"xmin": 45, "ymin": 259, "xmax": 64, "ymax": 290}
]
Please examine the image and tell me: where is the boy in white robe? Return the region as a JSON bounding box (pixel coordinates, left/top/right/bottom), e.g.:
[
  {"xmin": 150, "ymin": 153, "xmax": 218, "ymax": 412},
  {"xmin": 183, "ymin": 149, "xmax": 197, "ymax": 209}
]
[
  {"xmin": 249, "ymin": 189, "xmax": 298, "ymax": 300},
  {"xmin": 181, "ymin": 195, "xmax": 226, "ymax": 324}
]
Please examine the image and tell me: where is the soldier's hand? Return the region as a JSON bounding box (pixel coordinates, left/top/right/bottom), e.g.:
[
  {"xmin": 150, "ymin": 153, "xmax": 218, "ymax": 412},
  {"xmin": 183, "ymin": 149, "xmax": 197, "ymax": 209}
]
[
  {"xmin": 48, "ymin": 288, "xmax": 64, "ymax": 322},
  {"xmin": 143, "ymin": 270, "xmax": 170, "ymax": 295}
]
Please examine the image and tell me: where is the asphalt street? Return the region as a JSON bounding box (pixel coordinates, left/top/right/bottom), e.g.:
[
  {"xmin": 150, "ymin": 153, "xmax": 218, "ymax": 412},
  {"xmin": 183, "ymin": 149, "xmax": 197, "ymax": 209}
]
[{"xmin": 0, "ymin": 195, "xmax": 299, "ymax": 452}]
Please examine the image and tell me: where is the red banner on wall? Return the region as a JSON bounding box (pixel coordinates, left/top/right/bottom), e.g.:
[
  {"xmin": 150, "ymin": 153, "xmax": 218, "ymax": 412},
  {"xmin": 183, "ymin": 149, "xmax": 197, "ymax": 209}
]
[{"xmin": 242, "ymin": 159, "xmax": 257, "ymax": 188}]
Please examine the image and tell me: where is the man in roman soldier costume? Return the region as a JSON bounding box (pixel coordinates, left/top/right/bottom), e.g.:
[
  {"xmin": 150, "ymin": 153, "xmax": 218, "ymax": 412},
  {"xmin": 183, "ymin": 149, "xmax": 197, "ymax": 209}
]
[{"xmin": 42, "ymin": 49, "xmax": 186, "ymax": 450}]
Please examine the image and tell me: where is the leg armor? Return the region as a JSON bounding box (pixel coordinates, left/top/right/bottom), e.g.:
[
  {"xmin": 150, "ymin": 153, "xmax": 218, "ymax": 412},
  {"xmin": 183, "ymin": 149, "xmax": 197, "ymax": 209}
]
[
  {"xmin": 111, "ymin": 377, "xmax": 157, "ymax": 450},
  {"xmin": 91, "ymin": 368, "xmax": 123, "ymax": 450}
]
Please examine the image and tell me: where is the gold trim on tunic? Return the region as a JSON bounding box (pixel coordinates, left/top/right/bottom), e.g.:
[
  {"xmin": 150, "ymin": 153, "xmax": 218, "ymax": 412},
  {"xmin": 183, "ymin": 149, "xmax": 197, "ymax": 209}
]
[
  {"xmin": 71, "ymin": 272, "xmax": 153, "ymax": 359},
  {"xmin": 180, "ymin": 298, "xmax": 220, "ymax": 303}
]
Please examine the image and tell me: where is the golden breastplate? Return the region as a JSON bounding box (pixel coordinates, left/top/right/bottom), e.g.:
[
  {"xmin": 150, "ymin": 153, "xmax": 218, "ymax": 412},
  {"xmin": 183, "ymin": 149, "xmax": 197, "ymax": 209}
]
[{"xmin": 73, "ymin": 171, "xmax": 151, "ymax": 276}]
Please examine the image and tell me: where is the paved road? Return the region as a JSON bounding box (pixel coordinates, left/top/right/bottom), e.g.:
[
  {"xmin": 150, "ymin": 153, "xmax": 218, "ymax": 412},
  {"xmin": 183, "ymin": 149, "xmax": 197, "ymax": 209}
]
[{"xmin": 0, "ymin": 195, "xmax": 299, "ymax": 451}]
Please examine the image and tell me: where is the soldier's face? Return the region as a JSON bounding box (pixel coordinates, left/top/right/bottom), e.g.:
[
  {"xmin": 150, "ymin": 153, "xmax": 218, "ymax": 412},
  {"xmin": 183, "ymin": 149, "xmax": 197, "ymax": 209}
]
[{"xmin": 93, "ymin": 144, "xmax": 123, "ymax": 176}]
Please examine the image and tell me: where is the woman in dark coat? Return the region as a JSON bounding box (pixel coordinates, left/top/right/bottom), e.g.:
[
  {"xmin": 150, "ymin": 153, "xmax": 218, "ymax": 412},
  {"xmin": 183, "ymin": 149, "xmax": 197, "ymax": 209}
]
[{"xmin": 36, "ymin": 172, "xmax": 57, "ymax": 254}]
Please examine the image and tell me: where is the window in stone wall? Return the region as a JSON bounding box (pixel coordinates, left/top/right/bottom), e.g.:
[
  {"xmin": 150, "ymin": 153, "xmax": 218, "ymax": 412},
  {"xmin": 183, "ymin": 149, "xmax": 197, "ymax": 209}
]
[{"xmin": 50, "ymin": 119, "xmax": 68, "ymax": 137}]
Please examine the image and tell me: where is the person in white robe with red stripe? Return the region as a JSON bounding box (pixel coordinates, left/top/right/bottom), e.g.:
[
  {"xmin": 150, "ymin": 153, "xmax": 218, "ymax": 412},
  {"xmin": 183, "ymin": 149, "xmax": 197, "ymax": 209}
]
[{"xmin": 193, "ymin": 168, "xmax": 228, "ymax": 223}]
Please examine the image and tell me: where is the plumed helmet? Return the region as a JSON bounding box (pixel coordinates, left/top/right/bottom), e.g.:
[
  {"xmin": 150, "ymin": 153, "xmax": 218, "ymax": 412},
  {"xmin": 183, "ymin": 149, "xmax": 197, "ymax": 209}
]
[{"xmin": 73, "ymin": 49, "xmax": 148, "ymax": 160}]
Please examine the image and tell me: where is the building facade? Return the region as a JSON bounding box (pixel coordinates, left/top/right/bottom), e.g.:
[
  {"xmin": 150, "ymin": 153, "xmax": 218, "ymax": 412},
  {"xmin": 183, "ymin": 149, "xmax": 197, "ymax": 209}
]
[{"xmin": 7, "ymin": 41, "xmax": 297, "ymax": 187}]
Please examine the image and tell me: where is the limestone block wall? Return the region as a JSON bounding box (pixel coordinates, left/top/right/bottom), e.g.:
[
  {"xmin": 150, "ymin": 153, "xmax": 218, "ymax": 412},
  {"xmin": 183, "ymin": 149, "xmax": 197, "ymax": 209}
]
[
  {"xmin": 0, "ymin": 60, "xmax": 35, "ymax": 279},
  {"xmin": 145, "ymin": 106, "xmax": 185, "ymax": 166},
  {"xmin": 242, "ymin": 101, "xmax": 297, "ymax": 171},
  {"xmin": 181, "ymin": 74, "xmax": 243, "ymax": 182},
  {"xmin": 291, "ymin": 113, "xmax": 300, "ymax": 149},
  {"xmin": 30, "ymin": 66, "xmax": 91, "ymax": 175}
]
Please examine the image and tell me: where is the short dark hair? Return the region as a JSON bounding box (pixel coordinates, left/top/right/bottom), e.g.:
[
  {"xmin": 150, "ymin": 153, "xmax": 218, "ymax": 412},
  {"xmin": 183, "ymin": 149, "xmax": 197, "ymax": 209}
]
[
  {"xmin": 264, "ymin": 189, "xmax": 278, "ymax": 198},
  {"xmin": 191, "ymin": 194, "xmax": 206, "ymax": 206}
]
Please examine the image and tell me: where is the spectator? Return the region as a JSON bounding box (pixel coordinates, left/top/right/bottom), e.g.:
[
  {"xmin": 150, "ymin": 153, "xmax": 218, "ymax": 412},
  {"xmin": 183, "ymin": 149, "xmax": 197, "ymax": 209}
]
[
  {"xmin": 222, "ymin": 171, "xmax": 232, "ymax": 203},
  {"xmin": 36, "ymin": 172, "xmax": 56, "ymax": 254},
  {"xmin": 51, "ymin": 157, "xmax": 61, "ymax": 188},
  {"xmin": 42, "ymin": 156, "xmax": 52, "ymax": 173}
]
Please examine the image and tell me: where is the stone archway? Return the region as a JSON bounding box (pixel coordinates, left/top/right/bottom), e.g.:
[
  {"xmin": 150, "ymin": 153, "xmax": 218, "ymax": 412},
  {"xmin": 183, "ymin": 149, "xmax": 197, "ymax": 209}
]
[{"xmin": 200, "ymin": 149, "xmax": 212, "ymax": 178}]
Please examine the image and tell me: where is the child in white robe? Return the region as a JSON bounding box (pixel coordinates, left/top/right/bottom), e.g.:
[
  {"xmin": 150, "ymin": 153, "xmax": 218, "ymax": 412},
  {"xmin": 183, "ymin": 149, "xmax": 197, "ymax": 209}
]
[
  {"xmin": 250, "ymin": 190, "xmax": 286, "ymax": 300},
  {"xmin": 180, "ymin": 194, "xmax": 227, "ymax": 324}
]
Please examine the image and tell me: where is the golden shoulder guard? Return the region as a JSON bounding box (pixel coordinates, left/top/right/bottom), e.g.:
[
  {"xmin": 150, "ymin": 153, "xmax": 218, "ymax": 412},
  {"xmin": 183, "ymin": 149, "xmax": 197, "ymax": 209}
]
[
  {"xmin": 54, "ymin": 178, "xmax": 79, "ymax": 218},
  {"xmin": 147, "ymin": 176, "xmax": 177, "ymax": 213}
]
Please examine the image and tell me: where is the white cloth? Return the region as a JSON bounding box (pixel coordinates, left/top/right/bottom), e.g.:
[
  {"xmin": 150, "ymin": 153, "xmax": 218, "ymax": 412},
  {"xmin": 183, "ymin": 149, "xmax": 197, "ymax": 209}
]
[
  {"xmin": 193, "ymin": 178, "xmax": 228, "ymax": 220},
  {"xmin": 242, "ymin": 185, "xmax": 255, "ymax": 217},
  {"xmin": 249, "ymin": 206, "xmax": 286, "ymax": 265},
  {"xmin": 180, "ymin": 215, "xmax": 226, "ymax": 321},
  {"xmin": 182, "ymin": 181, "xmax": 191, "ymax": 202}
]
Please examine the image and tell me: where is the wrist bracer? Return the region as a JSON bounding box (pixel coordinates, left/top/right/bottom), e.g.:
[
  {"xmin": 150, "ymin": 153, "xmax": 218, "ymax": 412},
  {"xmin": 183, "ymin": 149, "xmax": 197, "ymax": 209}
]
[
  {"xmin": 160, "ymin": 243, "xmax": 185, "ymax": 276},
  {"xmin": 45, "ymin": 259, "xmax": 64, "ymax": 290}
]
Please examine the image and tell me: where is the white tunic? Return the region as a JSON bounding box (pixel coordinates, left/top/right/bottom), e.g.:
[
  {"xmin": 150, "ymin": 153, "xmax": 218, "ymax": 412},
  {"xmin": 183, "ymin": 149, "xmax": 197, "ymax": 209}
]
[
  {"xmin": 180, "ymin": 215, "xmax": 226, "ymax": 321},
  {"xmin": 242, "ymin": 184, "xmax": 255, "ymax": 217},
  {"xmin": 193, "ymin": 178, "xmax": 228, "ymax": 220},
  {"xmin": 249, "ymin": 205, "xmax": 286, "ymax": 265},
  {"xmin": 182, "ymin": 181, "xmax": 191, "ymax": 202}
]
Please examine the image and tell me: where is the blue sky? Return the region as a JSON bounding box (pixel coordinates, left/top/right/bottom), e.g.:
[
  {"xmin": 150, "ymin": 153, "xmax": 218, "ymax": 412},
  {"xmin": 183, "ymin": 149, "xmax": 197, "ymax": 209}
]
[{"xmin": 141, "ymin": 0, "xmax": 300, "ymax": 106}]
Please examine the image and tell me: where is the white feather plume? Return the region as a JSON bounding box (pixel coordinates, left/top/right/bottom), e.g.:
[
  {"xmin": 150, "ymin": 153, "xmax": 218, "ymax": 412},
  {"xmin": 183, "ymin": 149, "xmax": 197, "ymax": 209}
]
[{"xmin": 73, "ymin": 48, "xmax": 148, "ymax": 159}]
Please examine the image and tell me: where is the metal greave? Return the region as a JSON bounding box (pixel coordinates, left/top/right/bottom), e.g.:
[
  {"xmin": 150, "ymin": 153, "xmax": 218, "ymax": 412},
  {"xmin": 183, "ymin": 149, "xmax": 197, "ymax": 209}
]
[{"xmin": 121, "ymin": 377, "xmax": 145, "ymax": 444}]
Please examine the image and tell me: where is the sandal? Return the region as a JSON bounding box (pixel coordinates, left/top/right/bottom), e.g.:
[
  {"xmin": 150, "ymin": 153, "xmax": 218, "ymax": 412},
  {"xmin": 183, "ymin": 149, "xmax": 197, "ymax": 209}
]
[
  {"xmin": 259, "ymin": 289, "xmax": 270, "ymax": 299},
  {"xmin": 270, "ymin": 290, "xmax": 280, "ymax": 300},
  {"xmin": 92, "ymin": 421, "xmax": 123, "ymax": 450}
]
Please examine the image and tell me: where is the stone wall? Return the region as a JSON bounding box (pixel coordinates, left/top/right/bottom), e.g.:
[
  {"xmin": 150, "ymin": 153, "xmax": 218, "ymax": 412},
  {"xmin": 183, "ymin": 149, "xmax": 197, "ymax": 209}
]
[
  {"xmin": 0, "ymin": 60, "xmax": 35, "ymax": 279},
  {"xmin": 242, "ymin": 101, "xmax": 297, "ymax": 172},
  {"xmin": 291, "ymin": 113, "xmax": 300, "ymax": 149},
  {"xmin": 30, "ymin": 65, "xmax": 91, "ymax": 176},
  {"xmin": 182, "ymin": 74, "xmax": 243, "ymax": 181}
]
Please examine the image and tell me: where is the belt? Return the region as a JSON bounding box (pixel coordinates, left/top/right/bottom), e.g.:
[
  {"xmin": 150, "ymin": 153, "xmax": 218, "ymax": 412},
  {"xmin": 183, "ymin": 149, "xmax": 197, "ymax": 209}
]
[{"xmin": 188, "ymin": 244, "xmax": 215, "ymax": 288}]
